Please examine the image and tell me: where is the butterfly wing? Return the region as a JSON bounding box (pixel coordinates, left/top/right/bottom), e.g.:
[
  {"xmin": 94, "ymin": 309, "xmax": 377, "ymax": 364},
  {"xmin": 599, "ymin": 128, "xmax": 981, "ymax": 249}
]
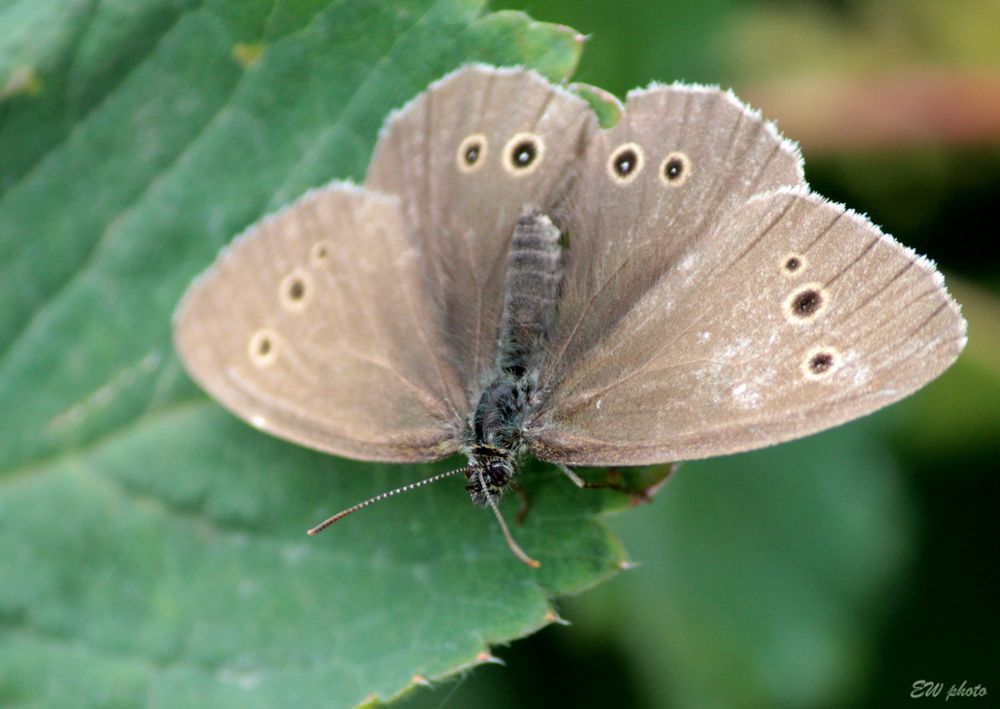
[
  {"xmin": 174, "ymin": 183, "xmax": 465, "ymax": 462},
  {"xmin": 366, "ymin": 65, "xmax": 597, "ymax": 400},
  {"xmin": 526, "ymin": 88, "xmax": 966, "ymax": 465},
  {"xmin": 539, "ymin": 84, "xmax": 806, "ymax": 390}
]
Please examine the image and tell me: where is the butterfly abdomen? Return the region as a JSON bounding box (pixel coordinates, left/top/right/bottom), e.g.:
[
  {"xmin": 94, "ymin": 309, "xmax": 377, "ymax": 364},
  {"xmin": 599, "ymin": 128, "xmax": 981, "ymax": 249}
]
[
  {"xmin": 463, "ymin": 211, "xmax": 563, "ymax": 503},
  {"xmin": 496, "ymin": 211, "xmax": 563, "ymax": 378}
]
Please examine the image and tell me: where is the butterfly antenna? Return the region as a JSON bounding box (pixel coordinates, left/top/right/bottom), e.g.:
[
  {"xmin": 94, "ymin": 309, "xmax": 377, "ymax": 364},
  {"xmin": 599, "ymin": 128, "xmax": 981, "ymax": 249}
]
[
  {"xmin": 307, "ymin": 466, "xmax": 471, "ymax": 536},
  {"xmin": 479, "ymin": 470, "xmax": 541, "ymax": 568}
]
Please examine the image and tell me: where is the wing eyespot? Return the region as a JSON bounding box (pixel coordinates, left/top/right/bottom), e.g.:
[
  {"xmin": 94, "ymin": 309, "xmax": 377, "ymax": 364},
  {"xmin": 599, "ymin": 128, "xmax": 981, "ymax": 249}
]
[
  {"xmin": 248, "ymin": 329, "xmax": 282, "ymax": 368},
  {"xmin": 784, "ymin": 283, "xmax": 828, "ymax": 324},
  {"xmin": 607, "ymin": 142, "xmax": 645, "ymax": 185},
  {"xmin": 456, "ymin": 133, "xmax": 489, "ymax": 173},
  {"xmin": 781, "ymin": 253, "xmax": 807, "ymax": 278},
  {"xmin": 280, "ymin": 269, "xmax": 314, "ymax": 312},
  {"xmin": 310, "ymin": 240, "xmax": 332, "ymax": 267},
  {"xmin": 659, "ymin": 151, "xmax": 691, "ymax": 187},
  {"xmin": 802, "ymin": 346, "xmax": 842, "ymax": 381},
  {"xmin": 503, "ymin": 132, "xmax": 545, "ymax": 176}
]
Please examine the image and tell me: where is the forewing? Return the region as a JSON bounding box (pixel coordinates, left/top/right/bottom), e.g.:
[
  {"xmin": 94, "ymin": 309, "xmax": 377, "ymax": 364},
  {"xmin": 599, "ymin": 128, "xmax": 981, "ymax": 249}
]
[
  {"xmin": 173, "ymin": 183, "xmax": 465, "ymax": 462},
  {"xmin": 540, "ymin": 84, "xmax": 805, "ymax": 390},
  {"xmin": 366, "ymin": 65, "xmax": 597, "ymax": 399},
  {"xmin": 528, "ymin": 189, "xmax": 966, "ymax": 465}
]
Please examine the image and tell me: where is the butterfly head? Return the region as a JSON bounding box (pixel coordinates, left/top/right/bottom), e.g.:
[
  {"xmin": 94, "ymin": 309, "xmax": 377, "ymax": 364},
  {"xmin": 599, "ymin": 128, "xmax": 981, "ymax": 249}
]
[{"xmin": 464, "ymin": 454, "xmax": 514, "ymax": 507}]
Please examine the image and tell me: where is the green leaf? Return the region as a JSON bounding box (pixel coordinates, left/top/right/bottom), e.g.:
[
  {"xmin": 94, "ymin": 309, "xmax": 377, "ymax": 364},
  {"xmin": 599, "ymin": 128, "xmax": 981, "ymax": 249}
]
[
  {"xmin": 0, "ymin": 1, "xmax": 659, "ymax": 706},
  {"xmin": 495, "ymin": 0, "xmax": 746, "ymax": 94},
  {"xmin": 570, "ymin": 82, "xmax": 622, "ymax": 128},
  {"xmin": 393, "ymin": 422, "xmax": 916, "ymax": 709},
  {"xmin": 566, "ymin": 422, "xmax": 915, "ymax": 709}
]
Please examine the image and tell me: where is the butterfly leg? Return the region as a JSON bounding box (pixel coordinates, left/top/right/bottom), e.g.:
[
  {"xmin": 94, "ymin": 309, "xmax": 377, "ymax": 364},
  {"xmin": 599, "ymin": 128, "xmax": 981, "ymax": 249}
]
[
  {"xmin": 556, "ymin": 463, "xmax": 659, "ymax": 503},
  {"xmin": 556, "ymin": 463, "xmax": 589, "ymax": 489},
  {"xmin": 510, "ymin": 482, "xmax": 532, "ymax": 526}
]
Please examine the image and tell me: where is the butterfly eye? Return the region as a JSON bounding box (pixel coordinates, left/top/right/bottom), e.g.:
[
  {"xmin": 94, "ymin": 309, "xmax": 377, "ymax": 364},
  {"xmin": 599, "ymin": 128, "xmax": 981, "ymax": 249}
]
[
  {"xmin": 784, "ymin": 283, "xmax": 828, "ymax": 323},
  {"xmin": 659, "ymin": 151, "xmax": 691, "ymax": 187},
  {"xmin": 280, "ymin": 269, "xmax": 314, "ymax": 312},
  {"xmin": 802, "ymin": 346, "xmax": 842, "ymax": 381},
  {"xmin": 248, "ymin": 329, "xmax": 281, "ymax": 368},
  {"xmin": 503, "ymin": 132, "xmax": 544, "ymax": 176},
  {"xmin": 456, "ymin": 134, "xmax": 488, "ymax": 173},
  {"xmin": 607, "ymin": 142, "xmax": 645, "ymax": 185}
]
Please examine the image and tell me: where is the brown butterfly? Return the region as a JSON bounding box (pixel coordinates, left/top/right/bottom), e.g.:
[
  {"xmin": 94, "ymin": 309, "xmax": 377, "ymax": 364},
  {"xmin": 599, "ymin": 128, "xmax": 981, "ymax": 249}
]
[{"xmin": 174, "ymin": 66, "xmax": 966, "ymax": 566}]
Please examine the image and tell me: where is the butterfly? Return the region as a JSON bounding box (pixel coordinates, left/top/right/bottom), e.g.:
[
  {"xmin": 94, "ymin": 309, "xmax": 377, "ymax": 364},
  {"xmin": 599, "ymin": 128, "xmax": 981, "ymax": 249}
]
[{"xmin": 174, "ymin": 65, "xmax": 966, "ymax": 566}]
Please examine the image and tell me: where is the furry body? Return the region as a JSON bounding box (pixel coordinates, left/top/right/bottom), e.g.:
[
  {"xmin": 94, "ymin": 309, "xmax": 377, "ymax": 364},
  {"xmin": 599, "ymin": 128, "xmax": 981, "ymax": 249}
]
[{"xmin": 464, "ymin": 212, "xmax": 562, "ymax": 505}]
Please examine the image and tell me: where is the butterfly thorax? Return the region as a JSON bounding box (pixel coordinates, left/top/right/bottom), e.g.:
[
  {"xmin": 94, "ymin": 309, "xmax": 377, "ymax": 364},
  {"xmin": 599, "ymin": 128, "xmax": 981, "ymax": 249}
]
[
  {"xmin": 465, "ymin": 376, "xmax": 528, "ymax": 505},
  {"xmin": 464, "ymin": 211, "xmax": 562, "ymax": 507}
]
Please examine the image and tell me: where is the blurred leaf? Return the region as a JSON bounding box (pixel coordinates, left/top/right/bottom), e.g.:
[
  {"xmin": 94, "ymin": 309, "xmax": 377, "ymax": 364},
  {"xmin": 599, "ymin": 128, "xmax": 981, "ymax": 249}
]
[
  {"xmin": 495, "ymin": 0, "xmax": 745, "ymax": 95},
  {"xmin": 739, "ymin": 72, "xmax": 1000, "ymax": 153},
  {"xmin": 397, "ymin": 423, "xmax": 917, "ymax": 709},
  {"xmin": 892, "ymin": 278, "xmax": 1000, "ymax": 453},
  {"xmin": 565, "ymin": 423, "xmax": 914, "ymax": 709},
  {"xmin": 571, "ymin": 82, "xmax": 623, "ymax": 128},
  {"xmin": 722, "ymin": 0, "xmax": 1000, "ymax": 80},
  {"xmin": 722, "ymin": 0, "xmax": 1000, "ymax": 152},
  {"xmin": 0, "ymin": 1, "xmax": 670, "ymax": 706}
]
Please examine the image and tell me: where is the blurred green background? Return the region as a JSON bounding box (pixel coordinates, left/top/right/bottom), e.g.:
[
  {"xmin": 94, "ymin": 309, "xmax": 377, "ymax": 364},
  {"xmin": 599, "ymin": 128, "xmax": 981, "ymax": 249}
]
[{"xmin": 404, "ymin": 0, "xmax": 1000, "ymax": 707}]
